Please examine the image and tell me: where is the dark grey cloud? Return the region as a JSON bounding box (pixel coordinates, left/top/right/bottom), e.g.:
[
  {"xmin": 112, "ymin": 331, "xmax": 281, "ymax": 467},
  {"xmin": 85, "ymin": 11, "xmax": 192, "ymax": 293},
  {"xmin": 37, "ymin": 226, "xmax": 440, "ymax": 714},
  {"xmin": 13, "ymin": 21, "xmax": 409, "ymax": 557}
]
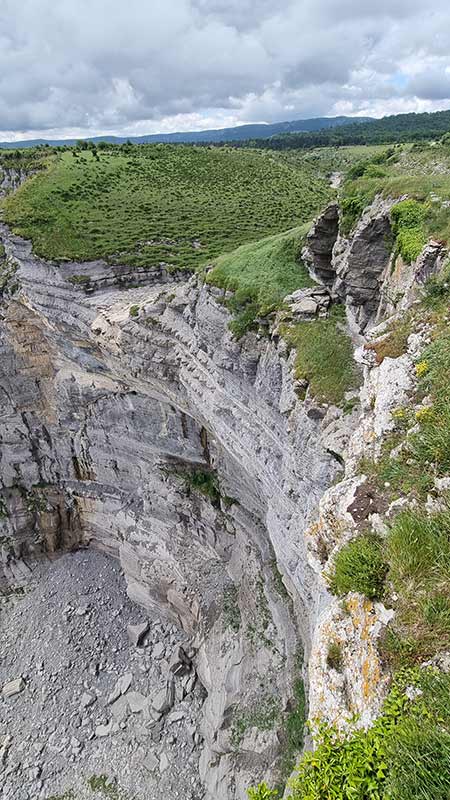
[
  {"xmin": 406, "ymin": 68, "xmax": 450, "ymax": 101},
  {"xmin": 0, "ymin": 0, "xmax": 449, "ymax": 139}
]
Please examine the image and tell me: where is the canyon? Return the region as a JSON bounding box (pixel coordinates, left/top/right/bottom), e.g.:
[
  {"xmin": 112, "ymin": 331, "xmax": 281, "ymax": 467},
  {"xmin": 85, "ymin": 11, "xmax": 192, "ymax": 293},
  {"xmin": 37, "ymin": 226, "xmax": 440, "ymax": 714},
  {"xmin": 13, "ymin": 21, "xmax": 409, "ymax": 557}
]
[{"xmin": 0, "ymin": 179, "xmax": 446, "ymax": 799}]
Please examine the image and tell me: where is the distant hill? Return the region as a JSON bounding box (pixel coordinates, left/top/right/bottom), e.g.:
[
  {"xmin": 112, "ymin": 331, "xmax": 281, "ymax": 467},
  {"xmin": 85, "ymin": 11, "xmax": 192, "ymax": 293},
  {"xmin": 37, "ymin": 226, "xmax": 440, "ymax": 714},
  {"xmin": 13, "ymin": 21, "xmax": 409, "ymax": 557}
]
[
  {"xmin": 235, "ymin": 109, "xmax": 450, "ymax": 150},
  {"xmin": 0, "ymin": 116, "xmax": 372, "ymax": 149}
]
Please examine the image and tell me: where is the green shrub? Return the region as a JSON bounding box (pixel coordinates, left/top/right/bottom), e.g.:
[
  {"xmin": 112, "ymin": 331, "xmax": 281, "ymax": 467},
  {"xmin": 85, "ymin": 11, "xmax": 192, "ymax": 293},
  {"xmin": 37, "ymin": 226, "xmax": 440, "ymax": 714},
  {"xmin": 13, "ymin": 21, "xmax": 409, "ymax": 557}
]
[
  {"xmin": 391, "ymin": 199, "xmax": 427, "ymax": 263},
  {"xmin": 329, "ymin": 534, "xmax": 387, "ymax": 599},
  {"xmin": 364, "ymin": 164, "xmax": 387, "ymax": 179},
  {"xmin": 166, "ymin": 465, "xmax": 222, "ymax": 507},
  {"xmin": 129, "ymin": 304, "xmax": 139, "ymax": 317},
  {"xmin": 247, "ymin": 783, "xmax": 279, "ymax": 800},
  {"xmin": 326, "ymin": 641, "xmax": 344, "ymax": 672},
  {"xmin": 391, "ymin": 198, "xmax": 426, "ymax": 231},
  {"xmin": 396, "ymin": 227, "xmax": 427, "ymax": 263},
  {"xmin": 186, "ymin": 468, "xmax": 221, "ymax": 506}
]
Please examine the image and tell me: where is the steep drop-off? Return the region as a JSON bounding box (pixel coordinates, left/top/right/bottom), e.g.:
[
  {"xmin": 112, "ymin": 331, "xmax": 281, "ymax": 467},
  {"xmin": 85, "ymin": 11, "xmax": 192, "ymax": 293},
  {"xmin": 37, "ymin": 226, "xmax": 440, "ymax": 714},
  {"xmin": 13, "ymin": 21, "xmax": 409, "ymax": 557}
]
[{"xmin": 0, "ymin": 182, "xmax": 448, "ymax": 799}]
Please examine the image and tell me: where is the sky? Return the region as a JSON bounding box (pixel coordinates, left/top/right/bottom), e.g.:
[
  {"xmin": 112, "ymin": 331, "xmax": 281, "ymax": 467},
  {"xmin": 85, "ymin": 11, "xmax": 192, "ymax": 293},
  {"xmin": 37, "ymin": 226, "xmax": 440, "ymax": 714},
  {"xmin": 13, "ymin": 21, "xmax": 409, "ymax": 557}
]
[{"xmin": 1, "ymin": 0, "xmax": 450, "ymax": 141}]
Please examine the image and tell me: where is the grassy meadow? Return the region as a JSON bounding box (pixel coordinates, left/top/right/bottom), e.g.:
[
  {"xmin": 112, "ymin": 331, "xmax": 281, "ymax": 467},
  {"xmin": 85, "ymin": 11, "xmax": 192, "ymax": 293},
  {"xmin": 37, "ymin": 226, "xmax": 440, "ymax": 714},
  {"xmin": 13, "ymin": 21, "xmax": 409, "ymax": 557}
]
[{"xmin": 1, "ymin": 144, "xmax": 334, "ymax": 269}]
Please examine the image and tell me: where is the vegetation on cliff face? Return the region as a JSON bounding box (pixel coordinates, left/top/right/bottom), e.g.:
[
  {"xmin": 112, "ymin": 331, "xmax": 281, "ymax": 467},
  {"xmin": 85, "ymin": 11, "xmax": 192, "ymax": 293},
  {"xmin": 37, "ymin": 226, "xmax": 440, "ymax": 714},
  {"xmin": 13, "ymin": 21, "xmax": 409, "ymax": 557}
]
[
  {"xmin": 281, "ymin": 307, "xmax": 360, "ymax": 405},
  {"xmin": 1, "ymin": 144, "xmax": 333, "ymax": 269},
  {"xmin": 205, "ymin": 224, "xmax": 315, "ymax": 336},
  {"xmin": 249, "ymin": 668, "xmax": 450, "ymax": 800},
  {"xmin": 285, "ymin": 668, "xmax": 450, "ymax": 800}
]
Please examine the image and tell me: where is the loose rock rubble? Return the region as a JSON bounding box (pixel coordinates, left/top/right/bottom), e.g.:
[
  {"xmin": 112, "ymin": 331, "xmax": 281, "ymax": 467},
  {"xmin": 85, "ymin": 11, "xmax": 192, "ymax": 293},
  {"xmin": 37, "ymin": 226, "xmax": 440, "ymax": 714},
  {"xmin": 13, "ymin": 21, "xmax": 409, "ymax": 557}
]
[
  {"xmin": 283, "ymin": 286, "xmax": 331, "ymax": 320},
  {"xmin": 0, "ymin": 551, "xmax": 205, "ymax": 800}
]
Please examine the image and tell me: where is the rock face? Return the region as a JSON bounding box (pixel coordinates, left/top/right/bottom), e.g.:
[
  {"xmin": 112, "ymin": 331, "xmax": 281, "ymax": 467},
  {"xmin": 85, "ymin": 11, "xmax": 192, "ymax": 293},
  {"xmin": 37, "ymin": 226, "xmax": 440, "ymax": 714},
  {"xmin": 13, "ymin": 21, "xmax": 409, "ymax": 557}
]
[
  {"xmin": 0, "ymin": 224, "xmax": 349, "ymax": 798},
  {"xmin": 304, "ymin": 196, "xmax": 445, "ymax": 332},
  {"xmin": 302, "ymin": 202, "xmax": 339, "ymax": 285},
  {"xmin": 332, "ymin": 197, "xmax": 395, "ymax": 330}
]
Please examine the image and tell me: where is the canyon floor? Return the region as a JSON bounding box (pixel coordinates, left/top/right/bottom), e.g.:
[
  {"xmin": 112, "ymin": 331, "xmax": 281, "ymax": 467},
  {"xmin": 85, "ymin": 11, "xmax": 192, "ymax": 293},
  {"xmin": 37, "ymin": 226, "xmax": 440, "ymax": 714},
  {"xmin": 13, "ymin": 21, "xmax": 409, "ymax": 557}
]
[{"xmin": 0, "ymin": 550, "xmax": 206, "ymax": 800}]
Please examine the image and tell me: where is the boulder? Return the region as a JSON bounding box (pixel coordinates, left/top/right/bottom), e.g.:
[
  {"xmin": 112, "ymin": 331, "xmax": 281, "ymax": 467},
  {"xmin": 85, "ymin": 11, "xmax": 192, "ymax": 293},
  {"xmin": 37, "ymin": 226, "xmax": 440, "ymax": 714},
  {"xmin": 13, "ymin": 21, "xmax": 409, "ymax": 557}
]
[
  {"xmin": 2, "ymin": 678, "xmax": 25, "ymax": 698},
  {"xmin": 152, "ymin": 642, "xmax": 166, "ymax": 660},
  {"xmin": 152, "ymin": 679, "xmax": 175, "ymax": 715},
  {"xmin": 107, "ymin": 672, "xmax": 132, "ymax": 705},
  {"xmin": 126, "ymin": 691, "xmax": 148, "ymax": 714},
  {"xmin": 110, "ymin": 696, "xmax": 129, "ymax": 722},
  {"xmin": 169, "ymin": 645, "xmax": 192, "ymax": 677},
  {"xmin": 79, "ymin": 692, "xmax": 95, "ymax": 709},
  {"xmin": 291, "ymin": 297, "xmax": 318, "ymax": 317},
  {"xmin": 127, "ymin": 621, "xmax": 149, "ymax": 647}
]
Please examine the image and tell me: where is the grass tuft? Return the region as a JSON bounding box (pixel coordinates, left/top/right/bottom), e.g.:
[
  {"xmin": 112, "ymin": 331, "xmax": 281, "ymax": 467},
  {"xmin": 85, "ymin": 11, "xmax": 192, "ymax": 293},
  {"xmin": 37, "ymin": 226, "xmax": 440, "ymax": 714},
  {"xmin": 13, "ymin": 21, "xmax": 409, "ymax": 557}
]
[
  {"xmin": 383, "ymin": 507, "xmax": 450, "ymax": 665},
  {"xmin": 329, "ymin": 533, "xmax": 387, "ymax": 599}
]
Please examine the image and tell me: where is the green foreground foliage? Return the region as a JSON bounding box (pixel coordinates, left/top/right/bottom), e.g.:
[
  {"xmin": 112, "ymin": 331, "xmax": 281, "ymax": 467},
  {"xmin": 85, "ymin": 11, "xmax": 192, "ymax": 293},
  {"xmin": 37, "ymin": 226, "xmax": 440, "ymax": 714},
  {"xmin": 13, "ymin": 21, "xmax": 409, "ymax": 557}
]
[
  {"xmin": 250, "ymin": 669, "xmax": 450, "ymax": 800},
  {"xmin": 288, "ymin": 669, "xmax": 450, "ymax": 800}
]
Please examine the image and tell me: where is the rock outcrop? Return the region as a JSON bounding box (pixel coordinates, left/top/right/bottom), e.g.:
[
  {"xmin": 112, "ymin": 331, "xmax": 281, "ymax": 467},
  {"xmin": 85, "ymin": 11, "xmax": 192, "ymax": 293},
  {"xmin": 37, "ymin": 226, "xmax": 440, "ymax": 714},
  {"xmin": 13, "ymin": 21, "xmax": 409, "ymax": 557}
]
[
  {"xmin": 302, "ymin": 202, "xmax": 339, "ymax": 285},
  {"xmin": 304, "ymin": 195, "xmax": 445, "ymax": 332}
]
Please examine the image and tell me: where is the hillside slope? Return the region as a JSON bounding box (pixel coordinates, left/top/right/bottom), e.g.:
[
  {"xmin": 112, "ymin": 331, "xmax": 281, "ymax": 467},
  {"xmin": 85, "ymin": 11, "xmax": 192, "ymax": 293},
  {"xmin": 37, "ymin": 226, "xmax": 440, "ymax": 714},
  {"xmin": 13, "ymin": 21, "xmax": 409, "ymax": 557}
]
[
  {"xmin": 0, "ymin": 116, "xmax": 372, "ymax": 149},
  {"xmin": 237, "ymin": 108, "xmax": 450, "ymax": 150},
  {"xmin": 1, "ymin": 145, "xmax": 333, "ymax": 268}
]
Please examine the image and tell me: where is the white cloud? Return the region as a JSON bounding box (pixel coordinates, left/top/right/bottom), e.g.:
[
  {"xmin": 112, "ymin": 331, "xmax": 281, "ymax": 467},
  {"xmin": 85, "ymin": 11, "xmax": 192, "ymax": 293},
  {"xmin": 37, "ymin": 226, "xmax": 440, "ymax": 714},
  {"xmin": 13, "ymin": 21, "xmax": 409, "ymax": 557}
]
[{"xmin": 0, "ymin": 0, "xmax": 449, "ymax": 139}]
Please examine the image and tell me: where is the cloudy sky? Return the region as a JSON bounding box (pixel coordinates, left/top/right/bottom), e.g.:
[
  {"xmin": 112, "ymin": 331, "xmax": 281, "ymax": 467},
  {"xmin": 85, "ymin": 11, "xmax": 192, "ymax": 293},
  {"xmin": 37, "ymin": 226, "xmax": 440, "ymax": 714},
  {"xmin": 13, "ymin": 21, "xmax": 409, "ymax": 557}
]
[{"xmin": 1, "ymin": 0, "xmax": 450, "ymax": 141}]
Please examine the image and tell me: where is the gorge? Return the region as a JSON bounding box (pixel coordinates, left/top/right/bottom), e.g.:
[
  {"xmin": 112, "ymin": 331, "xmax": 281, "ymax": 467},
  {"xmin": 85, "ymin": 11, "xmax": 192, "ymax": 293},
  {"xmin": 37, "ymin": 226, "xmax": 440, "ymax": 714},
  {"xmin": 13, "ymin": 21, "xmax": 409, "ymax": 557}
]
[{"xmin": 1, "ymin": 146, "xmax": 449, "ymax": 800}]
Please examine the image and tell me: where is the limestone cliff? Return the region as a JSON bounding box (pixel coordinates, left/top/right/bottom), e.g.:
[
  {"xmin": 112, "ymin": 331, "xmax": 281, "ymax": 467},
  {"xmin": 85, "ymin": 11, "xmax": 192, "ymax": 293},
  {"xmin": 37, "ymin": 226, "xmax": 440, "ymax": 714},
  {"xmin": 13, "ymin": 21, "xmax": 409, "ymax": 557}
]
[{"xmin": 0, "ymin": 194, "xmax": 445, "ymax": 798}]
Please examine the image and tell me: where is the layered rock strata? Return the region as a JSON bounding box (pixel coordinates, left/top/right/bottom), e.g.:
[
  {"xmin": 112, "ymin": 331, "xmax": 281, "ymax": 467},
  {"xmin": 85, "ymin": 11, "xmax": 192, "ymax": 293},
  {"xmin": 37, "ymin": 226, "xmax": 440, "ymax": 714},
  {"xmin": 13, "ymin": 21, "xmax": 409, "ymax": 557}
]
[
  {"xmin": 0, "ymin": 193, "xmax": 446, "ymax": 798},
  {"xmin": 0, "ymin": 225, "xmax": 348, "ymax": 797}
]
